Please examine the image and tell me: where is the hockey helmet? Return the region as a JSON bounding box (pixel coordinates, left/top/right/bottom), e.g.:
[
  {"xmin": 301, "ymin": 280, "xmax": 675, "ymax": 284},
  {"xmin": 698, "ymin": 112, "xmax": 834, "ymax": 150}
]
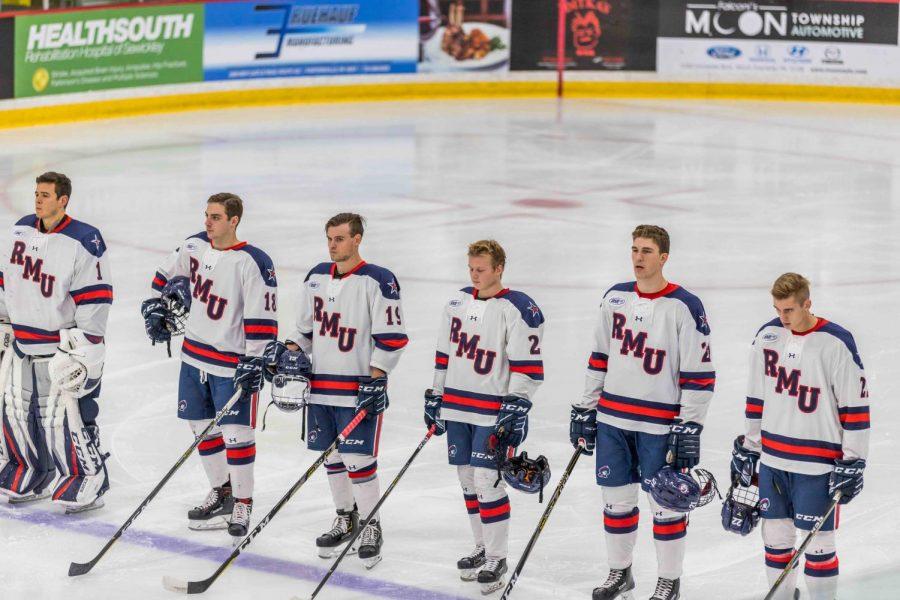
[
  {"xmin": 270, "ymin": 373, "xmax": 310, "ymax": 413},
  {"xmin": 502, "ymin": 452, "xmax": 551, "ymax": 498},
  {"xmin": 161, "ymin": 276, "xmax": 191, "ymax": 335},
  {"xmin": 721, "ymin": 479, "xmax": 761, "ymax": 536},
  {"xmin": 650, "ymin": 466, "xmax": 719, "ymax": 513}
]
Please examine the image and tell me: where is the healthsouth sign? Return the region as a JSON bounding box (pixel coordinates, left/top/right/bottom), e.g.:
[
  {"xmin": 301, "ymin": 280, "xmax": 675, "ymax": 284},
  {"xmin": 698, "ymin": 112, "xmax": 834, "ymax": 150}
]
[
  {"xmin": 660, "ymin": 1, "xmax": 899, "ymax": 44},
  {"xmin": 26, "ymin": 14, "xmax": 195, "ymax": 51}
]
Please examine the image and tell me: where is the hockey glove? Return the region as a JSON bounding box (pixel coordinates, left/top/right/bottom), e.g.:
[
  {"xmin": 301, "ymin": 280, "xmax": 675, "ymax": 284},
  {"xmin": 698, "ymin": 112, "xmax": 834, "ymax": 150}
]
[
  {"xmin": 423, "ymin": 389, "xmax": 446, "ymax": 436},
  {"xmin": 721, "ymin": 490, "xmax": 760, "ymax": 536},
  {"xmin": 140, "ymin": 298, "xmax": 171, "ymax": 344},
  {"xmin": 666, "ymin": 420, "xmax": 703, "ymax": 469},
  {"xmin": 829, "ymin": 458, "xmax": 865, "ymax": 504},
  {"xmin": 262, "ymin": 340, "xmax": 287, "ymax": 382},
  {"xmin": 730, "ymin": 435, "xmax": 760, "ymax": 487},
  {"xmin": 357, "ymin": 376, "xmax": 388, "ymax": 418},
  {"xmin": 569, "ymin": 407, "xmax": 597, "ymax": 455},
  {"xmin": 493, "ymin": 395, "xmax": 531, "ymax": 448},
  {"xmin": 234, "ymin": 356, "xmax": 265, "ymax": 401}
]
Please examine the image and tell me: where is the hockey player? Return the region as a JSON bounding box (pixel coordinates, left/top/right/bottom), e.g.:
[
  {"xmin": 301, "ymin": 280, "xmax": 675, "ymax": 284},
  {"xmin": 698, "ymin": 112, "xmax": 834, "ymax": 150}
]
[
  {"xmin": 141, "ymin": 193, "xmax": 277, "ymax": 540},
  {"xmin": 729, "ymin": 273, "xmax": 869, "ymax": 600},
  {"xmin": 269, "ymin": 212, "xmax": 407, "ymax": 568},
  {"xmin": 0, "ymin": 172, "xmax": 113, "ymax": 513},
  {"xmin": 570, "ymin": 225, "xmax": 715, "ymax": 600},
  {"xmin": 423, "ymin": 240, "xmax": 545, "ymax": 594}
]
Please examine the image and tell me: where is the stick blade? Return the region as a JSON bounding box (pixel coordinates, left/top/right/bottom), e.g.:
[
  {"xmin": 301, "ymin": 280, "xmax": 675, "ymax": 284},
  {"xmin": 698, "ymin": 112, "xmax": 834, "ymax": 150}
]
[
  {"xmin": 162, "ymin": 575, "xmax": 190, "ymax": 594},
  {"xmin": 68, "ymin": 560, "xmax": 94, "ymax": 576}
]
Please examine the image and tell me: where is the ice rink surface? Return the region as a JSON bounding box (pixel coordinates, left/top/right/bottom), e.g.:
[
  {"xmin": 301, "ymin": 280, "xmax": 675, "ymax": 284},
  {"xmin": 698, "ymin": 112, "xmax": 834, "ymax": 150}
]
[{"xmin": 0, "ymin": 97, "xmax": 898, "ymax": 600}]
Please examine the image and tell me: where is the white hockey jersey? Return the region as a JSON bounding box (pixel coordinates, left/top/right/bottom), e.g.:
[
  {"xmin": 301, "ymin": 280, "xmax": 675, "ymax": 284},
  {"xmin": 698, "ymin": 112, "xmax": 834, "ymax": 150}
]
[
  {"xmin": 744, "ymin": 317, "xmax": 870, "ymax": 476},
  {"xmin": 151, "ymin": 232, "xmax": 278, "ymax": 378},
  {"xmin": 577, "ymin": 282, "xmax": 715, "ymax": 435},
  {"xmin": 0, "ymin": 215, "xmax": 113, "ymax": 356},
  {"xmin": 432, "ymin": 287, "xmax": 545, "ymax": 427},
  {"xmin": 289, "ymin": 261, "xmax": 408, "ymax": 408}
]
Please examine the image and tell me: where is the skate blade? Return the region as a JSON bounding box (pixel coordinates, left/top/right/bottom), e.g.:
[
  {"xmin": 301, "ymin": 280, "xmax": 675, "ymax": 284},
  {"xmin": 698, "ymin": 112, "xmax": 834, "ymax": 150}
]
[
  {"xmin": 6, "ymin": 491, "xmax": 51, "ymax": 504},
  {"xmin": 459, "ymin": 568, "xmax": 478, "ymax": 582},
  {"xmin": 362, "ymin": 554, "xmax": 382, "ymax": 570},
  {"xmin": 188, "ymin": 517, "xmax": 229, "ymax": 531},
  {"xmin": 480, "ymin": 579, "xmax": 505, "ymax": 595},
  {"xmin": 64, "ymin": 498, "xmax": 105, "ymax": 514},
  {"xmin": 317, "ymin": 542, "xmax": 358, "ymax": 559}
]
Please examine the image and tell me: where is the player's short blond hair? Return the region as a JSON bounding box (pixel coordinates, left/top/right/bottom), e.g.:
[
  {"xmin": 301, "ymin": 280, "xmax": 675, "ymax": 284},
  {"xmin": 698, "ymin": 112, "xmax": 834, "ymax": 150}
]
[
  {"xmin": 632, "ymin": 224, "xmax": 670, "ymax": 254},
  {"xmin": 468, "ymin": 239, "xmax": 506, "ymax": 269},
  {"xmin": 771, "ymin": 272, "xmax": 811, "ymax": 303}
]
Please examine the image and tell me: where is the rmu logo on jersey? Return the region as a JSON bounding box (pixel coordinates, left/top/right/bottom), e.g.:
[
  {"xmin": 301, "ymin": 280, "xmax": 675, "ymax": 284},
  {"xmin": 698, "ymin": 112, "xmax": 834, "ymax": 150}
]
[
  {"xmin": 450, "ymin": 317, "xmax": 495, "ymax": 374},
  {"xmin": 313, "ymin": 296, "xmax": 356, "ymax": 351},
  {"xmin": 10, "ymin": 241, "xmax": 55, "ymax": 297},
  {"xmin": 611, "ymin": 313, "xmax": 666, "ymax": 375},
  {"xmin": 763, "ymin": 349, "xmax": 820, "ymax": 412},
  {"xmin": 189, "ymin": 257, "xmax": 228, "ymax": 319}
]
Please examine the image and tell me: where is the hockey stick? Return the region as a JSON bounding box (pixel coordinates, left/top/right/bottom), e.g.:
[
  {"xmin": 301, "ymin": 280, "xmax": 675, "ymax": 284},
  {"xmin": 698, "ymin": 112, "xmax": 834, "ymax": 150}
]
[
  {"xmin": 162, "ymin": 408, "xmax": 369, "ymax": 595},
  {"xmin": 68, "ymin": 387, "xmax": 245, "ymax": 576},
  {"xmin": 304, "ymin": 424, "xmax": 438, "ymax": 600},
  {"xmin": 499, "ymin": 445, "xmax": 584, "ymax": 600},
  {"xmin": 763, "ymin": 490, "xmax": 842, "ymax": 600}
]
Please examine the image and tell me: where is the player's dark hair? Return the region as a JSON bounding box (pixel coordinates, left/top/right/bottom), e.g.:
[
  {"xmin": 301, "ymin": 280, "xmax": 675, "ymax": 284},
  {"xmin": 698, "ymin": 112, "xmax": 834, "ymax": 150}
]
[
  {"xmin": 36, "ymin": 171, "xmax": 72, "ymax": 200},
  {"xmin": 326, "ymin": 212, "xmax": 365, "ymax": 238},
  {"xmin": 207, "ymin": 193, "xmax": 243, "ymax": 224},
  {"xmin": 632, "ymin": 224, "xmax": 670, "ymax": 254}
]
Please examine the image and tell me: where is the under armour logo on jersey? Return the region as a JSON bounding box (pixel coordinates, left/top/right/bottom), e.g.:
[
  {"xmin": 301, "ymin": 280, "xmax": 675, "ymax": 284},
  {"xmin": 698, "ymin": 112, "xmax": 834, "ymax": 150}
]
[
  {"xmin": 634, "ymin": 315, "xmax": 644, "ymax": 322},
  {"xmin": 204, "ymin": 264, "xmax": 213, "ymax": 271},
  {"xmin": 387, "ymin": 279, "xmax": 398, "ymax": 295},
  {"xmin": 526, "ymin": 302, "xmax": 541, "ymax": 317},
  {"xmin": 468, "ymin": 315, "xmax": 479, "ymax": 322}
]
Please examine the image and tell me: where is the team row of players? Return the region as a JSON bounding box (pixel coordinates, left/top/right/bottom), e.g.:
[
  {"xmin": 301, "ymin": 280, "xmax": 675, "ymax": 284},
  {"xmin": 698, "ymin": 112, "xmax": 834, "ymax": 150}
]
[{"xmin": 0, "ymin": 175, "xmax": 869, "ymax": 599}]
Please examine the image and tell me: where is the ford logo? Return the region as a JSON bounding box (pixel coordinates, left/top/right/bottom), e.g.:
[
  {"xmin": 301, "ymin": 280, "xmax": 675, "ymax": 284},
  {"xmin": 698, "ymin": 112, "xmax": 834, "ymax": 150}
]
[{"xmin": 707, "ymin": 46, "xmax": 741, "ymax": 59}]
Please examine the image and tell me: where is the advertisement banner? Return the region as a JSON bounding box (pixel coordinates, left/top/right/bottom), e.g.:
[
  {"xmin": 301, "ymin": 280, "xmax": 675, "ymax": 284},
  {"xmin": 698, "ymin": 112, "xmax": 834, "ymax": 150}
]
[
  {"xmin": 419, "ymin": 0, "xmax": 510, "ymax": 73},
  {"xmin": 14, "ymin": 4, "xmax": 204, "ymax": 98},
  {"xmin": 1, "ymin": 17, "xmax": 13, "ymax": 99},
  {"xmin": 510, "ymin": 0, "xmax": 657, "ymax": 71},
  {"xmin": 657, "ymin": 0, "xmax": 900, "ymax": 79},
  {"xmin": 203, "ymin": 0, "xmax": 418, "ymax": 81}
]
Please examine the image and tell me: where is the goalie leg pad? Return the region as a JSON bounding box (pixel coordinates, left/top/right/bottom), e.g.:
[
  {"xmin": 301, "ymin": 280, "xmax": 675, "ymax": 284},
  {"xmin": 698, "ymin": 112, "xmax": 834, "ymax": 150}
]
[
  {"xmin": 0, "ymin": 353, "xmax": 56, "ymax": 499},
  {"xmin": 51, "ymin": 386, "xmax": 109, "ymax": 509}
]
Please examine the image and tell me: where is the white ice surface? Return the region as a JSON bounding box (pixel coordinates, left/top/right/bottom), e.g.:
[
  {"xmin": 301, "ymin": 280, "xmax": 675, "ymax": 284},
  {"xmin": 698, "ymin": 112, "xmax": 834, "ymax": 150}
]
[{"xmin": 0, "ymin": 98, "xmax": 898, "ymax": 600}]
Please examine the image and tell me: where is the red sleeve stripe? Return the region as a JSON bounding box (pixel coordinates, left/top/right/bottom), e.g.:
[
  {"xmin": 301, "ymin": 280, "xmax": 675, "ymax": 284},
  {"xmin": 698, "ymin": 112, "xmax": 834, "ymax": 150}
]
[
  {"xmin": 839, "ymin": 412, "xmax": 869, "ymax": 423},
  {"xmin": 435, "ymin": 354, "xmax": 449, "ymax": 366},
  {"xmin": 244, "ymin": 325, "xmax": 278, "ymax": 334},
  {"xmin": 679, "ymin": 377, "xmax": 715, "ymax": 386},
  {"xmin": 378, "ymin": 337, "xmax": 408, "ymax": 348},
  {"xmin": 72, "ymin": 289, "xmax": 114, "ymax": 304}
]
